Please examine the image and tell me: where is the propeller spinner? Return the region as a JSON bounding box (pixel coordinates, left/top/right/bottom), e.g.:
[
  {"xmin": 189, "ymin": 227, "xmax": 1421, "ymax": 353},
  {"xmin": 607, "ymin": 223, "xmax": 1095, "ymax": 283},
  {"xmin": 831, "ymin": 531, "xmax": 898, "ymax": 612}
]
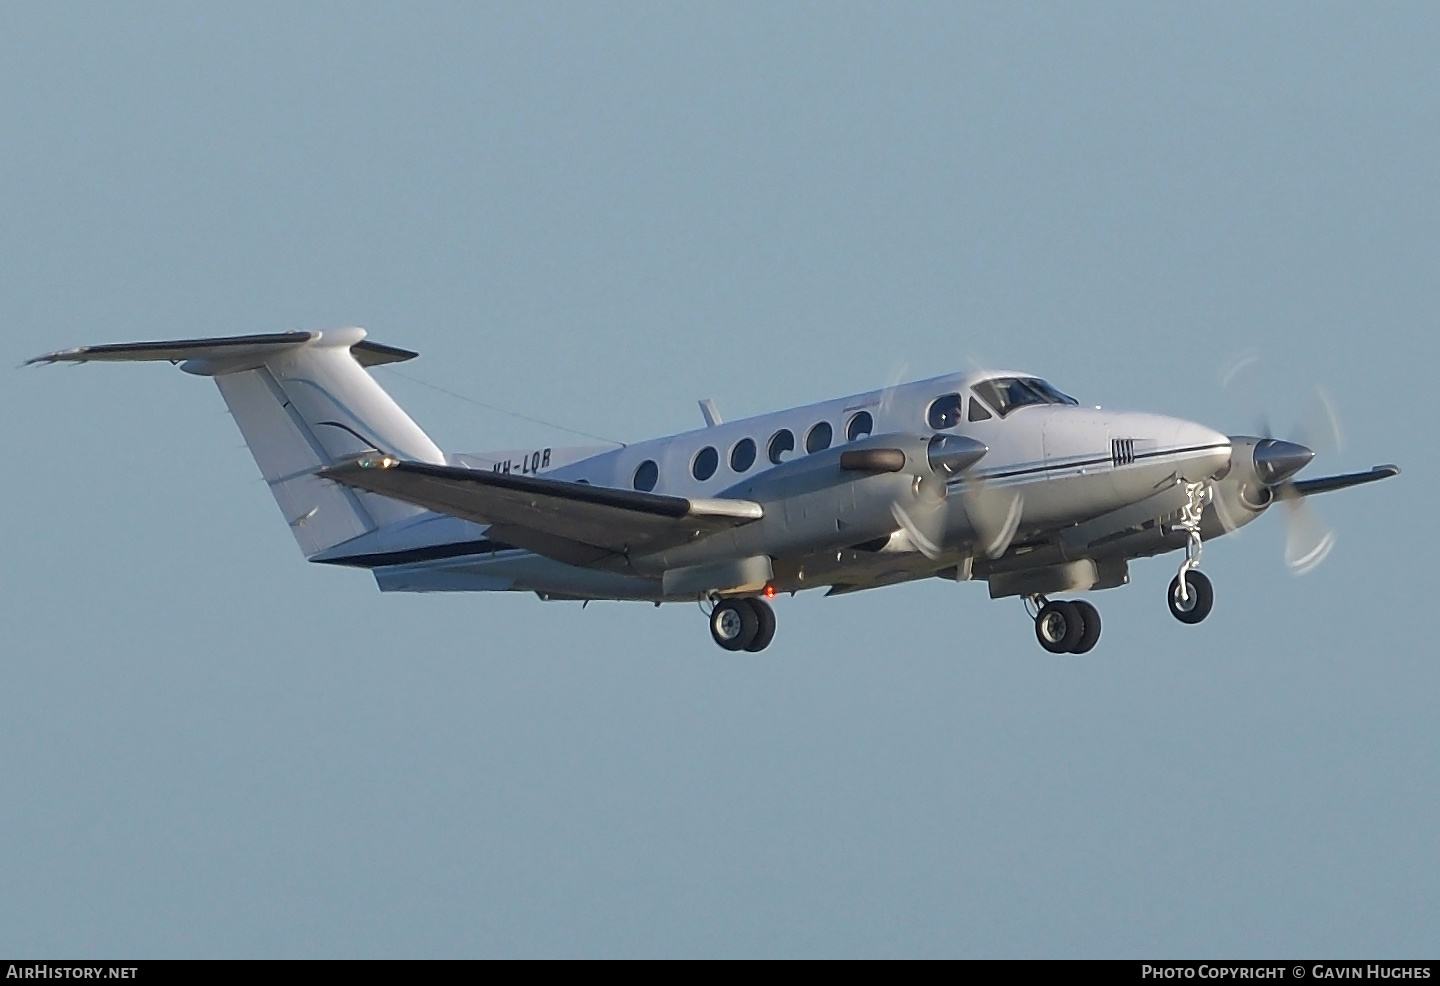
[{"xmin": 1248, "ymin": 437, "xmax": 1333, "ymax": 575}]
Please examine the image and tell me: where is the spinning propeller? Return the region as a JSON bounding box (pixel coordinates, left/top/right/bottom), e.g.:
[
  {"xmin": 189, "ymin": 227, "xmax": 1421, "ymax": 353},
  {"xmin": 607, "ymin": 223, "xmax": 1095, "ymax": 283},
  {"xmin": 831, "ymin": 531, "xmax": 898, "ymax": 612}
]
[
  {"xmin": 881, "ymin": 435, "xmax": 1010, "ymax": 561},
  {"xmin": 869, "ymin": 366, "xmax": 1012, "ymax": 561},
  {"xmin": 1252, "ymin": 435, "xmax": 1335, "ymax": 576},
  {"xmin": 1216, "ymin": 358, "xmax": 1392, "ymax": 575}
]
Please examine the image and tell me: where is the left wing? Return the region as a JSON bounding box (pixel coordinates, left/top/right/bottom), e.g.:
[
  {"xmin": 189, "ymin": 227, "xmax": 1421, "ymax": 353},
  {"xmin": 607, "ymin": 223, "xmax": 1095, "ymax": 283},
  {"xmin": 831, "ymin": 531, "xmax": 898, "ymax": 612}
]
[{"xmin": 320, "ymin": 454, "xmax": 763, "ymax": 566}]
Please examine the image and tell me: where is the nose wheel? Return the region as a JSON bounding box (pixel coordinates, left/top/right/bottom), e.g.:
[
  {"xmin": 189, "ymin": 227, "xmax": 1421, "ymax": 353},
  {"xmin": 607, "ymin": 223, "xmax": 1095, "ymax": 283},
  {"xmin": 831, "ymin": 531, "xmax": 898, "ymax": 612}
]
[
  {"xmin": 708, "ymin": 597, "xmax": 777, "ymax": 652},
  {"xmin": 1031, "ymin": 597, "xmax": 1101, "ymax": 654},
  {"xmin": 1167, "ymin": 570, "xmax": 1214, "ymax": 624}
]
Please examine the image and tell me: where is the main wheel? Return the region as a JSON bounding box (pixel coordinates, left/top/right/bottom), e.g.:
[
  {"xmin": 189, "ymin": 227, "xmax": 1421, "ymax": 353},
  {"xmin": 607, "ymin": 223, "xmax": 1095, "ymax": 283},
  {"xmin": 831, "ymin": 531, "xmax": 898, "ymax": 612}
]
[
  {"xmin": 1168, "ymin": 570, "xmax": 1214, "ymax": 624},
  {"xmin": 744, "ymin": 598, "xmax": 777, "ymax": 652},
  {"xmin": 710, "ymin": 599, "xmax": 759, "ymax": 651},
  {"xmin": 1035, "ymin": 600, "xmax": 1084, "ymax": 654},
  {"xmin": 1071, "ymin": 600, "xmax": 1102, "ymax": 654}
]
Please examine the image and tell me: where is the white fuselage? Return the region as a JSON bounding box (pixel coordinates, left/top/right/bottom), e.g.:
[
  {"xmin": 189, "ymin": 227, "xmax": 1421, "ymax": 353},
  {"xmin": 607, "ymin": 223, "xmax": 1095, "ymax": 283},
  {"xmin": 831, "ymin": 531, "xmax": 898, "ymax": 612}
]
[{"xmin": 337, "ymin": 369, "xmax": 1231, "ymax": 600}]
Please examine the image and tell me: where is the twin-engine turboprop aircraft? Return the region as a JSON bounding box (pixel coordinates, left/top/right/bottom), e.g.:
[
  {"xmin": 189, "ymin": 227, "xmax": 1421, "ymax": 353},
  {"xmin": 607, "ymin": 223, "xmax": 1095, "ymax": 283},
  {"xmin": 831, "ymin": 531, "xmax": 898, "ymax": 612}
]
[{"xmin": 31, "ymin": 329, "xmax": 1398, "ymax": 653}]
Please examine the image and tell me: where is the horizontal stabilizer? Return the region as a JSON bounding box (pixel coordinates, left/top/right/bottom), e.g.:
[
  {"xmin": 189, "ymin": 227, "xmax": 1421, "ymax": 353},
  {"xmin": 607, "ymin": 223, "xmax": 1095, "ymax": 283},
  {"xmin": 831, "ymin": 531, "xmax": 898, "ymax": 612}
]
[
  {"xmin": 321, "ymin": 454, "xmax": 762, "ymax": 565},
  {"xmin": 27, "ymin": 331, "xmax": 417, "ymax": 369},
  {"xmin": 1291, "ymin": 464, "xmax": 1400, "ymax": 497}
]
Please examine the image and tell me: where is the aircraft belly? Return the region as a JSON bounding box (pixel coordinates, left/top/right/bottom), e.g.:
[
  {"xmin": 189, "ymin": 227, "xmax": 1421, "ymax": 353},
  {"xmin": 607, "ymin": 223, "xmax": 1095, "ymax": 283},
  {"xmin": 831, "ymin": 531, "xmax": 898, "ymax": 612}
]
[
  {"xmin": 373, "ymin": 551, "xmax": 663, "ymax": 600},
  {"xmin": 779, "ymin": 546, "xmax": 947, "ymax": 593}
]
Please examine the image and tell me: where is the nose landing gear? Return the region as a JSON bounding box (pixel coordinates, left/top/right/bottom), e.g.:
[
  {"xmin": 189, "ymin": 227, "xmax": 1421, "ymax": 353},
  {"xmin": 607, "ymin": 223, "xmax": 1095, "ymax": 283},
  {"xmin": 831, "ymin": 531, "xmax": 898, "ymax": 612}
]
[
  {"xmin": 708, "ymin": 596, "xmax": 777, "ymax": 652},
  {"xmin": 1168, "ymin": 570, "xmax": 1214, "ymax": 624},
  {"xmin": 1167, "ymin": 482, "xmax": 1215, "ymax": 624},
  {"xmin": 1028, "ymin": 596, "xmax": 1102, "ymax": 654}
]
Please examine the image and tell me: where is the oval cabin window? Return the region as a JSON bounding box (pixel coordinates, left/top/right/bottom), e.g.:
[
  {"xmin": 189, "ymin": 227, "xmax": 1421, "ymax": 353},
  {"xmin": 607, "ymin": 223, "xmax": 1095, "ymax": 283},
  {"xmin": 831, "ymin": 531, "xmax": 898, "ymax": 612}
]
[
  {"xmin": 767, "ymin": 429, "xmax": 795, "ymax": 465},
  {"xmin": 730, "ymin": 437, "xmax": 757, "ymax": 473},
  {"xmin": 805, "ymin": 421, "xmax": 833, "ymax": 453},
  {"xmin": 633, "ymin": 459, "xmax": 659, "ymax": 492},
  {"xmin": 846, "ymin": 411, "xmax": 873, "ymax": 441},
  {"xmin": 927, "ymin": 394, "xmax": 964, "ymax": 429},
  {"xmin": 692, "ymin": 446, "xmax": 718, "ymax": 481}
]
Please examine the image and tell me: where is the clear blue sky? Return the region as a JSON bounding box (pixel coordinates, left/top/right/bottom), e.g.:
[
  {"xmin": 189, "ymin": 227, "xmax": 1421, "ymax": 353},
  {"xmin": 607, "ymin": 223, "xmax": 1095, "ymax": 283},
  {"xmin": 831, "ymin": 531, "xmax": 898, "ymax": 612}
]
[{"xmin": 2, "ymin": 2, "xmax": 1435, "ymax": 957}]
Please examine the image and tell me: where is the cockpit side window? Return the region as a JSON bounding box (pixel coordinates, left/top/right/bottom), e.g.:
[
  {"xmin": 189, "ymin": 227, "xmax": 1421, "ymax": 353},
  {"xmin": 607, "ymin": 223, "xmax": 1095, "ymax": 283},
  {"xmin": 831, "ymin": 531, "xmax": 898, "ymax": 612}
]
[
  {"xmin": 968, "ymin": 396, "xmax": 993, "ymax": 421},
  {"xmin": 971, "ymin": 377, "xmax": 1078, "ymax": 417}
]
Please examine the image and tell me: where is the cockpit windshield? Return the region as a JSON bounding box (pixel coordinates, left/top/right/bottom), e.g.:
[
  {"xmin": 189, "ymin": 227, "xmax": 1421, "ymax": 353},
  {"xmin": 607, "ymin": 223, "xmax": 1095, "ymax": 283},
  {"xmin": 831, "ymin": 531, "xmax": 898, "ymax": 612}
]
[{"xmin": 972, "ymin": 377, "xmax": 1079, "ymax": 417}]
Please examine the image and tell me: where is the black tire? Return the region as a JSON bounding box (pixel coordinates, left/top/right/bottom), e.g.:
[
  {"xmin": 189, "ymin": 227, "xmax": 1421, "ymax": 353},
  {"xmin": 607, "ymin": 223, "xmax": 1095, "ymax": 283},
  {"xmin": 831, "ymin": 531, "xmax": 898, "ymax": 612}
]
[
  {"xmin": 710, "ymin": 600, "xmax": 759, "ymax": 651},
  {"xmin": 1168, "ymin": 570, "xmax": 1214, "ymax": 624},
  {"xmin": 1071, "ymin": 600, "xmax": 1101, "ymax": 654},
  {"xmin": 744, "ymin": 598, "xmax": 777, "ymax": 652},
  {"xmin": 1035, "ymin": 600, "xmax": 1084, "ymax": 654}
]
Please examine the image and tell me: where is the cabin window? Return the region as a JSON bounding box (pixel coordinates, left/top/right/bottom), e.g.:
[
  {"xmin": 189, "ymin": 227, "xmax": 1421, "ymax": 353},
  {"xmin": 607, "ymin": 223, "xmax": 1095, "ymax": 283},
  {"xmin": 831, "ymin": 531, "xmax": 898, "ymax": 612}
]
[
  {"xmin": 968, "ymin": 397, "xmax": 993, "ymax": 422},
  {"xmin": 846, "ymin": 410, "xmax": 873, "ymax": 441},
  {"xmin": 927, "ymin": 393, "xmax": 964, "ymax": 429},
  {"xmin": 692, "ymin": 446, "xmax": 718, "ymax": 481},
  {"xmin": 767, "ymin": 429, "xmax": 795, "ymax": 464},
  {"xmin": 730, "ymin": 437, "xmax": 757, "ymax": 473},
  {"xmin": 805, "ymin": 421, "xmax": 833, "ymax": 453},
  {"xmin": 633, "ymin": 459, "xmax": 659, "ymax": 491}
]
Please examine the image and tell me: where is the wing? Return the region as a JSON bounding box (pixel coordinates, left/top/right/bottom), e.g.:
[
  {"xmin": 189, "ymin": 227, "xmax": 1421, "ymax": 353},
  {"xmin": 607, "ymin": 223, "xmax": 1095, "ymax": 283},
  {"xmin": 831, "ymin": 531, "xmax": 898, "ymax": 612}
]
[
  {"xmin": 1290, "ymin": 464, "xmax": 1400, "ymax": 497},
  {"xmin": 320, "ymin": 454, "xmax": 763, "ymax": 567}
]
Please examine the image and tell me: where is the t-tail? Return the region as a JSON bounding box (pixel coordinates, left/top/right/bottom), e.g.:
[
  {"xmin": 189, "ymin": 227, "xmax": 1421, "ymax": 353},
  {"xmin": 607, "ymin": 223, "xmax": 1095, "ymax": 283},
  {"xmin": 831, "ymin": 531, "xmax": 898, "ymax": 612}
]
[{"xmin": 28, "ymin": 328, "xmax": 444, "ymax": 557}]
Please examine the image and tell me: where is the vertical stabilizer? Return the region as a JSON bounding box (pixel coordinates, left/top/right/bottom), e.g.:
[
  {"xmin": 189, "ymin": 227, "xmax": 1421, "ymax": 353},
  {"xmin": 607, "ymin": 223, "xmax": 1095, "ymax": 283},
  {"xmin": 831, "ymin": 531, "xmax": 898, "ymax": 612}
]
[{"xmin": 31, "ymin": 328, "xmax": 445, "ymax": 557}]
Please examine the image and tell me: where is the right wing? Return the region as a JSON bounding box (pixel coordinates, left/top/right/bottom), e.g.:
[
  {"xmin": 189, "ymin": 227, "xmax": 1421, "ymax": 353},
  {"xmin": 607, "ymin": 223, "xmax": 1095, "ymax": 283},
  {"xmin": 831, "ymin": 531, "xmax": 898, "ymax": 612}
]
[
  {"xmin": 320, "ymin": 454, "xmax": 763, "ymax": 567},
  {"xmin": 1291, "ymin": 464, "xmax": 1400, "ymax": 497}
]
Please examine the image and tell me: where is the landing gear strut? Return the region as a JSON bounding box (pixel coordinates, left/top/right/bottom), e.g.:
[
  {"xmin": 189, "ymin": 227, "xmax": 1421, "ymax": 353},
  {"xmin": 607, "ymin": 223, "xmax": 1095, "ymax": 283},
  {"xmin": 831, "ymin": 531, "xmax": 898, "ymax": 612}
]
[
  {"xmin": 708, "ymin": 596, "xmax": 777, "ymax": 652},
  {"xmin": 1168, "ymin": 481, "xmax": 1215, "ymax": 624},
  {"xmin": 1028, "ymin": 596, "xmax": 1101, "ymax": 654}
]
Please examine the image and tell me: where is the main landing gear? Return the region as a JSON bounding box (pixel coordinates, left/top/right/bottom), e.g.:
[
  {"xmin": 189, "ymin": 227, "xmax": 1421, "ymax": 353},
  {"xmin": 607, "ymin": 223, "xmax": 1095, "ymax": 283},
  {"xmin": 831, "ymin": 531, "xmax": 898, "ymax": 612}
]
[
  {"xmin": 1028, "ymin": 596, "xmax": 1101, "ymax": 654},
  {"xmin": 708, "ymin": 596, "xmax": 777, "ymax": 652}
]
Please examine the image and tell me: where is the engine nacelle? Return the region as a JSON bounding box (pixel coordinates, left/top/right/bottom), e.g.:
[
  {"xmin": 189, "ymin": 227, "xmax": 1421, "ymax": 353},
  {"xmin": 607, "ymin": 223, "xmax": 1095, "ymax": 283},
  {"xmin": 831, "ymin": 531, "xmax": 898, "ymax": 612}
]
[
  {"xmin": 631, "ymin": 434, "xmax": 974, "ymax": 574},
  {"xmin": 1202, "ymin": 436, "xmax": 1275, "ymax": 538}
]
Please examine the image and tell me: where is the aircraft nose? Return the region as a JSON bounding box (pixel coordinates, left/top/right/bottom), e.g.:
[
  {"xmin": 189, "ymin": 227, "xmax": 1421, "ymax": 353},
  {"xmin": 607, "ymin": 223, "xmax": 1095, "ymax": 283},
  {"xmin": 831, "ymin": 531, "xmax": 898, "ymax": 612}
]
[
  {"xmin": 1174, "ymin": 420, "xmax": 1232, "ymax": 481},
  {"xmin": 1252, "ymin": 438, "xmax": 1315, "ymax": 486}
]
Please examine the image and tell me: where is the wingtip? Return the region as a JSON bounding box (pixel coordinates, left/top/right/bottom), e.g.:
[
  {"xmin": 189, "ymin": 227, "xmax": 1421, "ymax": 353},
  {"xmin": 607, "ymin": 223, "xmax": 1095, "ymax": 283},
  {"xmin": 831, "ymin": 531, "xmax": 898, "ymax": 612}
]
[{"xmin": 23, "ymin": 350, "xmax": 71, "ymax": 366}]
